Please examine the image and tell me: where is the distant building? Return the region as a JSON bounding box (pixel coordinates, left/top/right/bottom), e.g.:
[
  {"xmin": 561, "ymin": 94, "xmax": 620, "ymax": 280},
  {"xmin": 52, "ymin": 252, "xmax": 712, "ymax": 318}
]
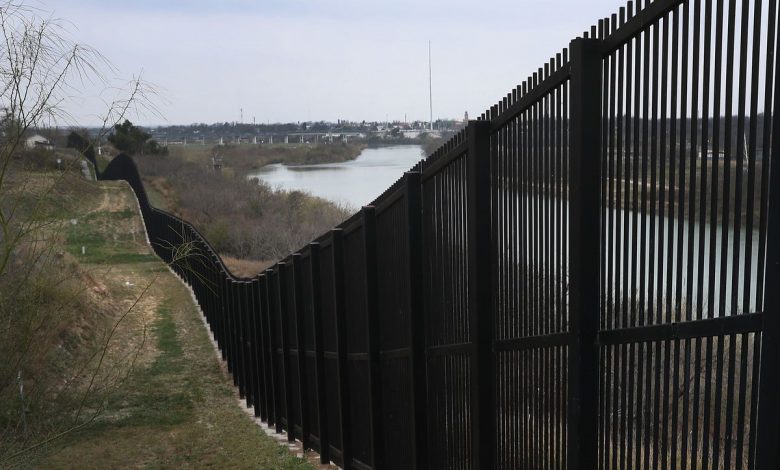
[{"xmin": 25, "ymin": 134, "xmax": 53, "ymax": 150}]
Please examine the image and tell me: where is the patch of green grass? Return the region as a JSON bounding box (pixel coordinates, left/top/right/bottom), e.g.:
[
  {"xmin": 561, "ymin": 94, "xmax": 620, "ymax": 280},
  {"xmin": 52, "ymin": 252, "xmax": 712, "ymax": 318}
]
[
  {"xmin": 64, "ymin": 212, "xmax": 154, "ymax": 265},
  {"xmin": 66, "ymin": 223, "xmax": 104, "ymax": 245},
  {"xmin": 110, "ymin": 302, "xmax": 193, "ymax": 428},
  {"xmin": 38, "ymin": 287, "xmax": 313, "ymax": 468},
  {"xmin": 149, "ymin": 304, "xmax": 183, "ymax": 373}
]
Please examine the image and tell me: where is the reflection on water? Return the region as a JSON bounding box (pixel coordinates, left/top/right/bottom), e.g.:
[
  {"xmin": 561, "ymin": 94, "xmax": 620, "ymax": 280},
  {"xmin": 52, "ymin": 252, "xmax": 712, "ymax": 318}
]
[
  {"xmin": 286, "ymin": 166, "xmax": 350, "ymax": 172},
  {"xmin": 252, "ymin": 150, "xmax": 763, "ymax": 318},
  {"xmin": 249, "ymin": 145, "xmax": 423, "ymax": 209},
  {"xmin": 602, "ymin": 206, "xmax": 761, "ymax": 319},
  {"xmin": 499, "ymin": 192, "xmax": 762, "ymax": 319}
]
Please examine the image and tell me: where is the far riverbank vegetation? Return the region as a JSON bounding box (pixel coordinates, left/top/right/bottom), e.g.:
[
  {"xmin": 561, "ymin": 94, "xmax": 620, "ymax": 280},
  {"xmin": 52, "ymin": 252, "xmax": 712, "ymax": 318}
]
[{"xmin": 111, "ymin": 136, "xmax": 357, "ymax": 275}]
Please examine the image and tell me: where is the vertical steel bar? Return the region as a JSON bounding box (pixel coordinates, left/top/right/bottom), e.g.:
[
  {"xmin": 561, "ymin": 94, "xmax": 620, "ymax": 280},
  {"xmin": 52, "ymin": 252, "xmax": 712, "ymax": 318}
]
[
  {"xmin": 757, "ymin": 0, "xmax": 778, "ymax": 320},
  {"xmin": 752, "ymin": 1, "xmax": 778, "ymax": 465},
  {"xmin": 743, "ymin": 0, "xmax": 765, "ymax": 313},
  {"xmin": 277, "ymin": 263, "xmax": 294, "ymax": 440},
  {"xmin": 601, "ymin": 23, "xmax": 614, "ymax": 468},
  {"xmin": 754, "ymin": 6, "xmax": 780, "ymax": 463},
  {"xmin": 466, "ymin": 120, "xmax": 494, "ymax": 469},
  {"xmin": 623, "ymin": 8, "xmax": 637, "ymax": 465},
  {"xmin": 720, "ymin": 3, "xmax": 739, "ymax": 467},
  {"xmin": 229, "ymin": 279, "xmax": 238, "ymax": 386},
  {"xmin": 567, "ymin": 37, "xmax": 602, "ymax": 470},
  {"xmin": 659, "ymin": 11, "xmax": 674, "ymax": 468},
  {"xmin": 292, "ymin": 254, "xmax": 310, "ymax": 449},
  {"xmin": 405, "ymin": 171, "xmax": 428, "ymax": 470},
  {"xmin": 694, "ymin": 0, "xmax": 713, "ymax": 464},
  {"xmin": 257, "ymin": 274, "xmax": 270, "ymax": 422},
  {"xmin": 242, "ymin": 281, "xmax": 253, "ymax": 408},
  {"xmin": 252, "ymin": 277, "xmax": 264, "ymax": 418},
  {"xmin": 636, "ymin": 16, "xmax": 652, "ymax": 470},
  {"xmin": 265, "ymin": 268, "xmax": 283, "ymax": 433},
  {"xmin": 309, "ymin": 242, "xmax": 330, "ymax": 464},
  {"xmin": 245, "ymin": 281, "xmax": 254, "ymax": 407},
  {"xmin": 362, "ymin": 206, "xmax": 384, "ymax": 469},
  {"xmin": 331, "ymin": 229, "xmax": 352, "ymax": 469},
  {"xmin": 709, "ymin": 0, "xmax": 726, "ymax": 321},
  {"xmin": 217, "ymin": 256, "xmax": 228, "ymax": 362},
  {"xmin": 264, "ymin": 272, "xmax": 278, "ymax": 428}
]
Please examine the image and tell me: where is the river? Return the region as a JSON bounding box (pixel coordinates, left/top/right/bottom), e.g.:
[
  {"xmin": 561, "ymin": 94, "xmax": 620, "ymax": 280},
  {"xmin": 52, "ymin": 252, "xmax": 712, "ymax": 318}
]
[
  {"xmin": 501, "ymin": 195, "xmax": 762, "ymax": 318},
  {"xmin": 250, "ymin": 145, "xmax": 763, "ymax": 316},
  {"xmin": 249, "ymin": 145, "xmax": 424, "ymax": 209}
]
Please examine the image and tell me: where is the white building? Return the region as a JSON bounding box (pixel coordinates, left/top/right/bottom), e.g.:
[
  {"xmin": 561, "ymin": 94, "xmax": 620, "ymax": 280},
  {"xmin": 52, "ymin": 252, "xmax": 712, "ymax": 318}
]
[{"xmin": 25, "ymin": 134, "xmax": 53, "ymax": 150}]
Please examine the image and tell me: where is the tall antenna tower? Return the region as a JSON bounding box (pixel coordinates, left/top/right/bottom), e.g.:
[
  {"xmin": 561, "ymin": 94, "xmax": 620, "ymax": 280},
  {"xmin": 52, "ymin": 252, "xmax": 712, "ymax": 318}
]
[{"xmin": 428, "ymin": 41, "xmax": 433, "ymax": 131}]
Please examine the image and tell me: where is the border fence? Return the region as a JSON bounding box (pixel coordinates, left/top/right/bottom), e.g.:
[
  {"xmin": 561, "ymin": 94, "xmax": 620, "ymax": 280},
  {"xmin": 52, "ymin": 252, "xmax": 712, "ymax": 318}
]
[{"xmin": 98, "ymin": 0, "xmax": 780, "ymax": 468}]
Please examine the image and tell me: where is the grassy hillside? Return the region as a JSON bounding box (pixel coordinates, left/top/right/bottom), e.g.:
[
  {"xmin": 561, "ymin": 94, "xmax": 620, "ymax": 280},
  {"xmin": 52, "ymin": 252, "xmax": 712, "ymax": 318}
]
[{"xmin": 0, "ymin": 165, "xmax": 312, "ymax": 468}]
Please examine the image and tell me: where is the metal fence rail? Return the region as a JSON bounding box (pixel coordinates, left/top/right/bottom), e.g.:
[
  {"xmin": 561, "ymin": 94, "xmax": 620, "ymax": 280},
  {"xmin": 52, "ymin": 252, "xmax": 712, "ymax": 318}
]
[{"xmin": 98, "ymin": 0, "xmax": 780, "ymax": 468}]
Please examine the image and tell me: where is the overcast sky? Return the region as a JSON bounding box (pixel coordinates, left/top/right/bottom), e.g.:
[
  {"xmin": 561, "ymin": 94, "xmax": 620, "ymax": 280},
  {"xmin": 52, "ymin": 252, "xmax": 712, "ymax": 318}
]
[{"xmin": 48, "ymin": 0, "xmax": 625, "ymax": 126}]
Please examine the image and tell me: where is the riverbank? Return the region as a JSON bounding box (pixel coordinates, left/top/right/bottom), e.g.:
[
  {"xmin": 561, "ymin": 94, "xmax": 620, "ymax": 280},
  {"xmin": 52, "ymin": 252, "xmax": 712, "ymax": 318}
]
[
  {"xmin": 131, "ymin": 145, "xmax": 352, "ymax": 273},
  {"xmin": 167, "ymin": 142, "xmax": 366, "ymax": 176}
]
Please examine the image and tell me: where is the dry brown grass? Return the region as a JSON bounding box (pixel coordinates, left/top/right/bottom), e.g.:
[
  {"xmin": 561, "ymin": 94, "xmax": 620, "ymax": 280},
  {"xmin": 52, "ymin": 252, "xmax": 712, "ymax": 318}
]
[
  {"xmin": 132, "ymin": 149, "xmax": 352, "ymax": 263},
  {"xmin": 220, "ymin": 255, "xmax": 274, "ymax": 278}
]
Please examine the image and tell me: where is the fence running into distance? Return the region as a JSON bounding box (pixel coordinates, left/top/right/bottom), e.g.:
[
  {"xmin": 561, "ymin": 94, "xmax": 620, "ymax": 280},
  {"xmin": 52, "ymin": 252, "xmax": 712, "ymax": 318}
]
[{"xmin": 97, "ymin": 0, "xmax": 780, "ymax": 468}]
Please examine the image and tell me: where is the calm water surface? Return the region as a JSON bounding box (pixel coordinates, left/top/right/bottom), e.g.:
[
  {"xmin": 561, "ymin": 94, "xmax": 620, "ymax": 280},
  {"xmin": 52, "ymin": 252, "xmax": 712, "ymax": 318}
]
[
  {"xmin": 251, "ymin": 147, "xmax": 763, "ymax": 314},
  {"xmin": 249, "ymin": 145, "xmax": 423, "ymax": 209}
]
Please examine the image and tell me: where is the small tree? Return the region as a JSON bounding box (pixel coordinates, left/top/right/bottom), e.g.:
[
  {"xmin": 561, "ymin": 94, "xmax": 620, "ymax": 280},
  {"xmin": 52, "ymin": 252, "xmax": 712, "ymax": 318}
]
[
  {"xmin": 108, "ymin": 119, "xmax": 149, "ymax": 154},
  {"xmin": 66, "ymin": 130, "xmax": 96, "ymax": 165},
  {"xmin": 0, "ymin": 1, "xmax": 163, "ymax": 463},
  {"xmin": 107, "ymin": 119, "xmax": 167, "ymax": 156}
]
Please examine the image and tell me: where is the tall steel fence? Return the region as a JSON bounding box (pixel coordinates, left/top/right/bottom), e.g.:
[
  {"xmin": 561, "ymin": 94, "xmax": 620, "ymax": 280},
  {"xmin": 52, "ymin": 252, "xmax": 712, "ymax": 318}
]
[{"xmin": 99, "ymin": 0, "xmax": 780, "ymax": 468}]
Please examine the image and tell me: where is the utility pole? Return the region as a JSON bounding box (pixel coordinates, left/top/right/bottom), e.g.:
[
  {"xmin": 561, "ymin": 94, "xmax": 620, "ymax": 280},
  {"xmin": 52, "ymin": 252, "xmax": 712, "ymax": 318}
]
[{"xmin": 428, "ymin": 40, "xmax": 433, "ymax": 131}]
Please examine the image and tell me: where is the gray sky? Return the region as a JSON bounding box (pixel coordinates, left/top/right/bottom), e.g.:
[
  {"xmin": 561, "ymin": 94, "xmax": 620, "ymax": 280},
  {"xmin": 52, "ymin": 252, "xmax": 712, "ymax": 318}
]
[{"xmin": 50, "ymin": 0, "xmax": 625, "ymax": 126}]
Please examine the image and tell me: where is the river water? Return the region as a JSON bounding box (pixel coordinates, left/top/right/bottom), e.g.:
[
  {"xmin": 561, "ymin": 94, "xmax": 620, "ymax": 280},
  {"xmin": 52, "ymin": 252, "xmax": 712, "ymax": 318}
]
[
  {"xmin": 250, "ymin": 145, "xmax": 763, "ymax": 316},
  {"xmin": 249, "ymin": 145, "xmax": 424, "ymax": 209},
  {"xmin": 502, "ymin": 194, "xmax": 763, "ymax": 318}
]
